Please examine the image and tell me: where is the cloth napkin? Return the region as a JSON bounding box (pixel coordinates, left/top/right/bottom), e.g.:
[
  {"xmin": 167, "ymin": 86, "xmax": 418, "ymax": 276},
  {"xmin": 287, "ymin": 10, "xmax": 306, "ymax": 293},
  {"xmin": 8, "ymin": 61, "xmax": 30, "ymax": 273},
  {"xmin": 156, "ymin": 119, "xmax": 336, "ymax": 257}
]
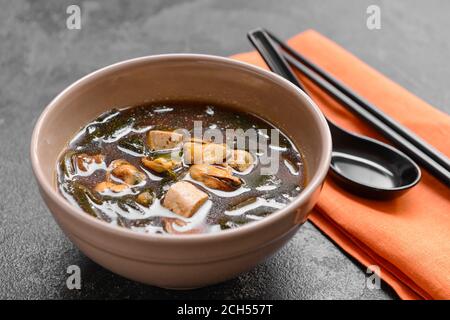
[{"xmin": 231, "ymin": 30, "xmax": 450, "ymax": 300}]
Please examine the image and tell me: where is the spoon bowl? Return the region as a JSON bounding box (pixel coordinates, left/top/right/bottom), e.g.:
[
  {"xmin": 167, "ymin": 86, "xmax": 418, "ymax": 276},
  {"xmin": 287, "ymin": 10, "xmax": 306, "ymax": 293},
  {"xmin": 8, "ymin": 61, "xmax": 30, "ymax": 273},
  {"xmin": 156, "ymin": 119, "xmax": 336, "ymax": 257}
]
[{"xmin": 328, "ymin": 121, "xmax": 421, "ymax": 199}]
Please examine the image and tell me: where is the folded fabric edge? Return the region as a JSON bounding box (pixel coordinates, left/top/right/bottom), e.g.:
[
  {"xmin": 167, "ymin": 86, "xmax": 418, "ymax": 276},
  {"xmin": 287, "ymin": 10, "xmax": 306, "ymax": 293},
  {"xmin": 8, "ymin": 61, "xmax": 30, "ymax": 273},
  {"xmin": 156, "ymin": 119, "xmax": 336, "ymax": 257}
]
[{"xmin": 309, "ymin": 209, "xmax": 431, "ymax": 300}]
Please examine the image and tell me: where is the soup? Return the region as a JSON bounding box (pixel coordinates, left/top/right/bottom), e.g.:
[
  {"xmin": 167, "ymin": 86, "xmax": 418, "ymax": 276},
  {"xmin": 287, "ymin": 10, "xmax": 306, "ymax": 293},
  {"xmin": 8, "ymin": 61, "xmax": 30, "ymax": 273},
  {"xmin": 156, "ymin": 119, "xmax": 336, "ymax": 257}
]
[{"xmin": 56, "ymin": 102, "xmax": 306, "ymax": 235}]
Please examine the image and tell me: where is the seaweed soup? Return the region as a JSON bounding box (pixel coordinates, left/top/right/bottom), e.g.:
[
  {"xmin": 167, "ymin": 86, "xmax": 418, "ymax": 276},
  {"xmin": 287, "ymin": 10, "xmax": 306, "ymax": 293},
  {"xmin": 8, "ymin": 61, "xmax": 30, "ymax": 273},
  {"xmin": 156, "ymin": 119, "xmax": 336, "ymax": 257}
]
[{"xmin": 57, "ymin": 102, "xmax": 306, "ymax": 235}]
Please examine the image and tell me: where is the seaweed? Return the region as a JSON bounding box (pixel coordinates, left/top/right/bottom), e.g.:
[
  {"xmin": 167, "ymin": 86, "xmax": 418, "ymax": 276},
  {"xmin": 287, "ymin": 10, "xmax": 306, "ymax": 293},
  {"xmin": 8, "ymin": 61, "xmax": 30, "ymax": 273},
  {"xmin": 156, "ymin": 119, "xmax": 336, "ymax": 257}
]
[
  {"xmin": 79, "ymin": 109, "xmax": 136, "ymax": 144},
  {"xmin": 59, "ymin": 150, "xmax": 76, "ymax": 178},
  {"xmin": 217, "ymin": 216, "xmax": 248, "ymax": 230},
  {"xmin": 118, "ymin": 134, "xmax": 145, "ymax": 154},
  {"xmin": 227, "ymin": 196, "xmax": 257, "ymax": 211},
  {"xmin": 155, "ymin": 176, "xmax": 172, "ymax": 199},
  {"xmin": 70, "ymin": 181, "xmax": 102, "ymax": 217},
  {"xmin": 96, "ymin": 108, "xmax": 120, "ymax": 122},
  {"xmin": 148, "ymin": 148, "xmax": 183, "ymax": 160},
  {"xmin": 117, "ymin": 196, "xmax": 143, "ymax": 213},
  {"xmin": 248, "ymin": 173, "xmax": 272, "ymax": 188},
  {"xmin": 153, "ymin": 169, "xmax": 185, "ymax": 198}
]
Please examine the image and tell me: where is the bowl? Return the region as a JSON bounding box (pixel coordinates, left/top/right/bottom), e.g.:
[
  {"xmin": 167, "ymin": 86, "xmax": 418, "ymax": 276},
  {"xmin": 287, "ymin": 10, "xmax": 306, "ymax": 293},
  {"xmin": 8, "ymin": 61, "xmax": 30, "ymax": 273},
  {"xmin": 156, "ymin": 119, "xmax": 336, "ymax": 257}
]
[{"xmin": 31, "ymin": 54, "xmax": 331, "ymax": 289}]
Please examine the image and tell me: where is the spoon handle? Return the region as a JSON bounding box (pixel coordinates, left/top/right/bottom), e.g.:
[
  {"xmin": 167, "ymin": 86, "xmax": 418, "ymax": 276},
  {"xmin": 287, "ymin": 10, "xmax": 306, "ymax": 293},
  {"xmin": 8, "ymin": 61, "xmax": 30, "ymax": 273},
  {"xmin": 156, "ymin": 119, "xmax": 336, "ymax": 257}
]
[{"xmin": 247, "ymin": 28, "xmax": 450, "ymax": 187}]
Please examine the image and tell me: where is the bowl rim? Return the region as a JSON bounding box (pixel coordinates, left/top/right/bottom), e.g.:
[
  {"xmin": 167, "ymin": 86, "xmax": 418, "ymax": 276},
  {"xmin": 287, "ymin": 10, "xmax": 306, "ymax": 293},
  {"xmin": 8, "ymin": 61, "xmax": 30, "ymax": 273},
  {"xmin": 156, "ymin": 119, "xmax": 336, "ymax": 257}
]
[{"xmin": 30, "ymin": 53, "xmax": 332, "ymax": 243}]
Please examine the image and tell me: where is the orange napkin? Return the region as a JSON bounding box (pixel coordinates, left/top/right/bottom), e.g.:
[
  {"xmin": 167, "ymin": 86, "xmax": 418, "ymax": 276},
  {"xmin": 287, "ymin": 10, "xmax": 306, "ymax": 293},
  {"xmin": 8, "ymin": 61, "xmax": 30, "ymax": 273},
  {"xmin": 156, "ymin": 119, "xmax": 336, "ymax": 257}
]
[{"xmin": 232, "ymin": 30, "xmax": 450, "ymax": 300}]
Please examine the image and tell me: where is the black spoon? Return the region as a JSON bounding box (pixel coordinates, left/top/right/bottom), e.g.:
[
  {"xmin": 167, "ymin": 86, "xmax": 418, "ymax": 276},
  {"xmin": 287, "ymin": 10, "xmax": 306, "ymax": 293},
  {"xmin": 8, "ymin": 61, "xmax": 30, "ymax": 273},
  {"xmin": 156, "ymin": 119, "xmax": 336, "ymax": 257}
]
[{"xmin": 248, "ymin": 29, "xmax": 421, "ymax": 199}]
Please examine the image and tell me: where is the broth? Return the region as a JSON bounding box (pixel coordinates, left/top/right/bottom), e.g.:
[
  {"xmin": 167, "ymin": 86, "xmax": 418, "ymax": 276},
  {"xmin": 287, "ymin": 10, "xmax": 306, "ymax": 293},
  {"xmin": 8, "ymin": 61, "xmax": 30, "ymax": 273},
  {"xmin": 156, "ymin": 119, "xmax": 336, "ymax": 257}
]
[{"xmin": 56, "ymin": 102, "xmax": 306, "ymax": 235}]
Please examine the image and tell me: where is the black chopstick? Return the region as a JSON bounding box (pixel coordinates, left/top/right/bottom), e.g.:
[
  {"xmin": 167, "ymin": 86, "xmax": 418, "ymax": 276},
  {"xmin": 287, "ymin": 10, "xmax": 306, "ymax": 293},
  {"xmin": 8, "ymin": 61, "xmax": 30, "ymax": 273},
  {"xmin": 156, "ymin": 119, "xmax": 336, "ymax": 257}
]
[
  {"xmin": 264, "ymin": 29, "xmax": 450, "ymax": 173},
  {"xmin": 249, "ymin": 32, "xmax": 305, "ymax": 91}
]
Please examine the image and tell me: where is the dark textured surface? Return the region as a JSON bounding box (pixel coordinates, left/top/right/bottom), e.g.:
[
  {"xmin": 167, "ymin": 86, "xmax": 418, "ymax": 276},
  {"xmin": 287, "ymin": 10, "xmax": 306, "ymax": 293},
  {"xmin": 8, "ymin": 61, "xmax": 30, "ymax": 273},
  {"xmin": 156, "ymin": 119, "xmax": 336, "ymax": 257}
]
[{"xmin": 1, "ymin": 0, "xmax": 449, "ymax": 300}]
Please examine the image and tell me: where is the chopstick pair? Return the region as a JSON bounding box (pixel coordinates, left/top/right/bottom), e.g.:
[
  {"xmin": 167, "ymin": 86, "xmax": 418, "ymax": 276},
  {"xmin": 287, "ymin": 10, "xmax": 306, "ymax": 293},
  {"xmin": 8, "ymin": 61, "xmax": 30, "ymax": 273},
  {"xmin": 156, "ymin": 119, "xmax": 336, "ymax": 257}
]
[{"xmin": 250, "ymin": 28, "xmax": 450, "ymax": 187}]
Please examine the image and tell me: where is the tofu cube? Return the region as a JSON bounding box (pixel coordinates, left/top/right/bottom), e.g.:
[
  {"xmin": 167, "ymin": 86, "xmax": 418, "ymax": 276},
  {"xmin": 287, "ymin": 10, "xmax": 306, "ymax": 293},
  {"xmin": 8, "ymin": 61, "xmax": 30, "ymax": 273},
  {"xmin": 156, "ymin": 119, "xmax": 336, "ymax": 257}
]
[
  {"xmin": 147, "ymin": 130, "xmax": 183, "ymax": 150},
  {"xmin": 163, "ymin": 181, "xmax": 208, "ymax": 217}
]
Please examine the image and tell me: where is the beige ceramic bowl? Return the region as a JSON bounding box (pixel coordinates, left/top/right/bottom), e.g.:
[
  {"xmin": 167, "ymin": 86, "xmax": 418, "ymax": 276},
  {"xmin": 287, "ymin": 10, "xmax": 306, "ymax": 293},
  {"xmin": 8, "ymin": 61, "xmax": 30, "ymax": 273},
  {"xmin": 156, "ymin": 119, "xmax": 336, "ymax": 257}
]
[{"xmin": 31, "ymin": 54, "xmax": 331, "ymax": 289}]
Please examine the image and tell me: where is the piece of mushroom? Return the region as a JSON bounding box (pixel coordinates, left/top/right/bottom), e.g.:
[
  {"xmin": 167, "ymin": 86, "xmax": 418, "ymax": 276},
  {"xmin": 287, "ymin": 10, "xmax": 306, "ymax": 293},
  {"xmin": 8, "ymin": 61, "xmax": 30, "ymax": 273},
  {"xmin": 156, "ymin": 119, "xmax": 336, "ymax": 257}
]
[
  {"xmin": 183, "ymin": 142, "xmax": 230, "ymax": 165},
  {"xmin": 189, "ymin": 164, "xmax": 242, "ymax": 191},
  {"xmin": 162, "ymin": 218, "xmax": 201, "ymax": 235},
  {"xmin": 141, "ymin": 156, "xmax": 180, "ymax": 174},
  {"xmin": 110, "ymin": 159, "xmax": 146, "ymax": 185},
  {"xmin": 136, "ymin": 190, "xmax": 154, "ymax": 207},
  {"xmin": 74, "ymin": 153, "xmax": 105, "ymax": 172},
  {"xmin": 228, "ymin": 150, "xmax": 254, "ymax": 172},
  {"xmin": 94, "ymin": 181, "xmax": 128, "ymax": 194}
]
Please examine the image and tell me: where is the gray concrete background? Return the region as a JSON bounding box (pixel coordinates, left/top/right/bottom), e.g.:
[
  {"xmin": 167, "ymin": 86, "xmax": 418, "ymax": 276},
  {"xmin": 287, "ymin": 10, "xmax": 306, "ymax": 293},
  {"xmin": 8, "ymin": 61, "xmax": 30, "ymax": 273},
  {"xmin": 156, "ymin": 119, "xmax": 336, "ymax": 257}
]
[{"xmin": 0, "ymin": 0, "xmax": 449, "ymax": 299}]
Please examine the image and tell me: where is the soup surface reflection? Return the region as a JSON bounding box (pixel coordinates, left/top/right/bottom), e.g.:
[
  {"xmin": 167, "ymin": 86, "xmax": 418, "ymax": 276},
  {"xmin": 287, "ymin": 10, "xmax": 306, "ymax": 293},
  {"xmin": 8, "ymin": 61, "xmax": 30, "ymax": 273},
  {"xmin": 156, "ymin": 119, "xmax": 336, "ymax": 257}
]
[{"xmin": 56, "ymin": 103, "xmax": 306, "ymax": 235}]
